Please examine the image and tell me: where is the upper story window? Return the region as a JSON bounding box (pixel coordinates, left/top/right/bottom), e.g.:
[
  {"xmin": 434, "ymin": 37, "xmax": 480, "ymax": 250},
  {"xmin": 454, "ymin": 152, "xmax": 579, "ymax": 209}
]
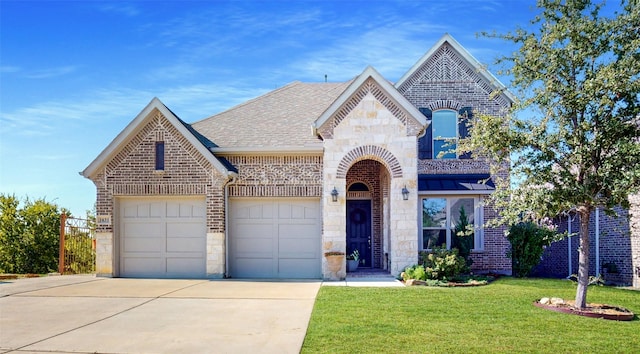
[
  {"xmin": 418, "ymin": 107, "xmax": 473, "ymax": 160},
  {"xmin": 432, "ymin": 110, "xmax": 458, "ymax": 159},
  {"xmin": 155, "ymin": 141, "xmax": 165, "ymax": 171}
]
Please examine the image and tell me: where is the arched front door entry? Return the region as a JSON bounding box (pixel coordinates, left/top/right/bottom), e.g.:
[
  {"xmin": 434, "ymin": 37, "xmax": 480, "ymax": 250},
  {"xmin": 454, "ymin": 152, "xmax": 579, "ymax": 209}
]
[
  {"xmin": 346, "ymin": 182, "xmax": 372, "ymax": 268},
  {"xmin": 347, "ymin": 199, "xmax": 372, "ymax": 268}
]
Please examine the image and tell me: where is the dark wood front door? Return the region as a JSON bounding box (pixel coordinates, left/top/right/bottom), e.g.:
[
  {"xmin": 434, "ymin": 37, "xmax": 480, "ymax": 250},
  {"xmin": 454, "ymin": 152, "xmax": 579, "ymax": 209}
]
[{"xmin": 347, "ymin": 200, "xmax": 372, "ymax": 268}]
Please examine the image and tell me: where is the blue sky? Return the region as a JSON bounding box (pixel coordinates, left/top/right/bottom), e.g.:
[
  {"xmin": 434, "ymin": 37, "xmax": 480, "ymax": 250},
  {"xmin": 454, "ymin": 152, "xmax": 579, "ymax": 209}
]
[{"xmin": 0, "ymin": 0, "xmax": 540, "ymax": 217}]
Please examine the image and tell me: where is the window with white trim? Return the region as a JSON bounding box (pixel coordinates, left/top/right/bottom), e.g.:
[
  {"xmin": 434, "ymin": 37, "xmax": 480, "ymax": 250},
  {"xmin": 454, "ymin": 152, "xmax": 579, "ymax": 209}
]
[{"xmin": 421, "ymin": 196, "xmax": 483, "ymax": 251}]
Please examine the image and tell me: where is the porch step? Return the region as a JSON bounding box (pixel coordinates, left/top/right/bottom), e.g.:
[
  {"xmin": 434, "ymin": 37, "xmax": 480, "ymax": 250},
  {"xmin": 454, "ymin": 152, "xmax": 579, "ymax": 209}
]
[{"xmin": 346, "ymin": 269, "xmax": 396, "ymax": 279}]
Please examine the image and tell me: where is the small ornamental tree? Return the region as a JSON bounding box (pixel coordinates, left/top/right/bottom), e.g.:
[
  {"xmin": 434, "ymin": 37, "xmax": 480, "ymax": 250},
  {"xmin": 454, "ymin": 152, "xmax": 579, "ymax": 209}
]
[{"xmin": 463, "ymin": 0, "xmax": 640, "ymax": 309}]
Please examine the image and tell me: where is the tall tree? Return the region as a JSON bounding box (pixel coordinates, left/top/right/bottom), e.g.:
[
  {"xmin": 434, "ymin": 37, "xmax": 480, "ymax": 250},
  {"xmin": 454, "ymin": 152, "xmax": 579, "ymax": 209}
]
[{"xmin": 465, "ymin": 0, "xmax": 640, "ymax": 308}]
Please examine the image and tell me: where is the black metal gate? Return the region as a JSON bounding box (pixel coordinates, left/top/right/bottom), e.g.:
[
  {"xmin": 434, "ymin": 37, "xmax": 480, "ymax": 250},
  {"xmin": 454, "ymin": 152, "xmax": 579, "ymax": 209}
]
[{"xmin": 59, "ymin": 214, "xmax": 96, "ymax": 274}]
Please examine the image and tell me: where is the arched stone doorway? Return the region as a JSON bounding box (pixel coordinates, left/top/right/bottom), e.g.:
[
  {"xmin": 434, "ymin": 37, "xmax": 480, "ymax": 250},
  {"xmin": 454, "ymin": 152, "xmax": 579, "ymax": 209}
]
[{"xmin": 346, "ymin": 159, "xmax": 390, "ymax": 270}]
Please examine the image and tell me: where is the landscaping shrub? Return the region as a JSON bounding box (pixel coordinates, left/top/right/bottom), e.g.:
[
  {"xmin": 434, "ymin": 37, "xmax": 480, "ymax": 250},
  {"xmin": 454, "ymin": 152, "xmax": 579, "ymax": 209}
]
[
  {"xmin": 506, "ymin": 221, "xmax": 557, "ymax": 277},
  {"xmin": 418, "ymin": 246, "xmax": 468, "ymax": 281},
  {"xmin": 0, "ymin": 194, "xmax": 61, "ymax": 274},
  {"xmin": 401, "ymin": 264, "xmax": 427, "ymax": 281}
]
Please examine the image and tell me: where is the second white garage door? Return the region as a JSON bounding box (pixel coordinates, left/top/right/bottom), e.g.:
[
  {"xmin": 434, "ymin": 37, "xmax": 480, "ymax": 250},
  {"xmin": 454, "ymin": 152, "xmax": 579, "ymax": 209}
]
[
  {"xmin": 230, "ymin": 198, "xmax": 321, "ymax": 279},
  {"xmin": 119, "ymin": 197, "xmax": 206, "ymax": 278}
]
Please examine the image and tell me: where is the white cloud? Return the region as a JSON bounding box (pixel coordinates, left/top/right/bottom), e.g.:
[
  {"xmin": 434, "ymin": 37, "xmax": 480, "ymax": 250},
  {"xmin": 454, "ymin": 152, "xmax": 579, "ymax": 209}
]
[
  {"xmin": 26, "ymin": 65, "xmax": 77, "ymax": 79},
  {"xmin": 0, "ymin": 66, "xmax": 21, "ymax": 73},
  {"xmin": 98, "ymin": 3, "xmax": 140, "ymax": 17}
]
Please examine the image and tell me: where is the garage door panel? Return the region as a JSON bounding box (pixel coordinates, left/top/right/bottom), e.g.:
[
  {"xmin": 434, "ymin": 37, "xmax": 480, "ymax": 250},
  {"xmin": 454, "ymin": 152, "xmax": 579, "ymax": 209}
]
[
  {"xmin": 230, "ymin": 199, "xmax": 320, "ymax": 279},
  {"xmin": 166, "ymin": 238, "xmax": 204, "ymax": 253},
  {"xmin": 234, "ymin": 237, "xmax": 273, "ymax": 257},
  {"xmin": 166, "ymin": 258, "xmax": 205, "ymax": 276},
  {"xmin": 278, "ymin": 259, "xmax": 320, "ymax": 278},
  {"xmin": 234, "ymin": 258, "xmax": 275, "ymax": 278},
  {"xmin": 166, "ymin": 203, "xmax": 206, "ymax": 218},
  {"xmin": 123, "ymin": 237, "xmax": 163, "ymax": 253},
  {"xmin": 279, "ymin": 224, "xmax": 318, "ymax": 239},
  {"xmin": 166, "ymin": 222, "xmax": 205, "ymax": 238},
  {"xmin": 122, "ymin": 257, "xmax": 164, "ymax": 275},
  {"xmin": 120, "ymin": 197, "xmax": 206, "ymax": 278}
]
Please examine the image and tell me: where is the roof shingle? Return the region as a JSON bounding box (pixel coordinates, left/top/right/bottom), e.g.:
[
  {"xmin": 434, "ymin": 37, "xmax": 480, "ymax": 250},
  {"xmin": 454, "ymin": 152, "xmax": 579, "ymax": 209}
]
[{"xmin": 191, "ymin": 81, "xmax": 351, "ymax": 149}]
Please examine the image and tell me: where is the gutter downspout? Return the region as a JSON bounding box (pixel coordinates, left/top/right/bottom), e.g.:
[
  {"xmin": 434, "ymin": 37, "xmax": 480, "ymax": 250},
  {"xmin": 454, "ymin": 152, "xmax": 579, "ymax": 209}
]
[
  {"xmin": 596, "ymin": 208, "xmax": 600, "ymax": 276},
  {"xmin": 224, "ymin": 173, "xmax": 238, "ymax": 278},
  {"xmin": 568, "ymin": 214, "xmax": 572, "ymax": 277}
]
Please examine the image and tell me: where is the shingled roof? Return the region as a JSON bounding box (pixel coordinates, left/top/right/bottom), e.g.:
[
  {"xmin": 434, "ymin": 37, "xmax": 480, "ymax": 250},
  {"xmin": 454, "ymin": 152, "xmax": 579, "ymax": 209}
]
[{"xmin": 191, "ymin": 81, "xmax": 351, "ymax": 150}]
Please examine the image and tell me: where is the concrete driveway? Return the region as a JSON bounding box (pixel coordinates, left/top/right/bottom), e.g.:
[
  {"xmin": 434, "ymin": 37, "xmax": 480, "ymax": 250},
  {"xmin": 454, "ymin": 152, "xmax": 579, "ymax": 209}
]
[{"xmin": 0, "ymin": 275, "xmax": 321, "ymax": 354}]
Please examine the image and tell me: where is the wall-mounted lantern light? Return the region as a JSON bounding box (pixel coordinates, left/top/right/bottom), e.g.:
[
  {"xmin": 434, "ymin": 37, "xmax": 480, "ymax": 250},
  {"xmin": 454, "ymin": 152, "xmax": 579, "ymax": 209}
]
[
  {"xmin": 402, "ymin": 185, "xmax": 409, "ymax": 201},
  {"xmin": 331, "ymin": 187, "xmax": 339, "ymax": 202}
]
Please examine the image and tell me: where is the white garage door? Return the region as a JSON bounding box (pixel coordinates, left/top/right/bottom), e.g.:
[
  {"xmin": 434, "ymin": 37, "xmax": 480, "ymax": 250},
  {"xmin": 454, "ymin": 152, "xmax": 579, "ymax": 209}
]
[
  {"xmin": 119, "ymin": 197, "xmax": 206, "ymax": 278},
  {"xmin": 230, "ymin": 198, "xmax": 321, "ymax": 279}
]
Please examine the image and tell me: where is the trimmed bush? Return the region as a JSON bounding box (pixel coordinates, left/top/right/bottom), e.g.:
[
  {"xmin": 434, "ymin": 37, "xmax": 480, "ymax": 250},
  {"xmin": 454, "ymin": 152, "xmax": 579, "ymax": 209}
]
[{"xmin": 506, "ymin": 221, "xmax": 557, "ymax": 277}]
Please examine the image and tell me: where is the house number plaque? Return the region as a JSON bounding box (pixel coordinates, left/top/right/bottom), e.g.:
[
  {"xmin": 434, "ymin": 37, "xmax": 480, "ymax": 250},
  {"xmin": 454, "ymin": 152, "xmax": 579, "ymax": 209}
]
[{"xmin": 97, "ymin": 215, "xmax": 112, "ymax": 226}]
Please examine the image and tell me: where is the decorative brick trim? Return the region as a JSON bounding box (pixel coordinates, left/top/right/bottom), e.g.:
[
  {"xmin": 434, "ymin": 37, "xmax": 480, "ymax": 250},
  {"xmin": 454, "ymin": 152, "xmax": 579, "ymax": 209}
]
[
  {"xmin": 225, "ymin": 155, "xmax": 323, "ymax": 197},
  {"xmin": 397, "ymin": 43, "xmax": 511, "ymax": 110},
  {"xmin": 425, "ymin": 99, "xmax": 462, "ymax": 111},
  {"xmin": 112, "ymin": 184, "xmax": 208, "ymax": 195},
  {"xmin": 336, "ymin": 145, "xmax": 402, "ymax": 179},
  {"xmin": 229, "ymin": 185, "xmax": 322, "ymax": 197}
]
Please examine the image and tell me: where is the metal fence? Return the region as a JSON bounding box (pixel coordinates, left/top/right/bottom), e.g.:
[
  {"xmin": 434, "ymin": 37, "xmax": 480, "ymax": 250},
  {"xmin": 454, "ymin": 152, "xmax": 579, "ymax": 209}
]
[{"xmin": 59, "ymin": 214, "xmax": 96, "ymax": 274}]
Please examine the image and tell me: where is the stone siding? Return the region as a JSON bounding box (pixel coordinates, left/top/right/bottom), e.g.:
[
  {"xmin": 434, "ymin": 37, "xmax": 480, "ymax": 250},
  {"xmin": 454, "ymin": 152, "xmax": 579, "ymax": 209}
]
[
  {"xmin": 89, "ymin": 110, "xmax": 228, "ymax": 277},
  {"xmin": 321, "ymin": 82, "xmax": 419, "ymax": 278}
]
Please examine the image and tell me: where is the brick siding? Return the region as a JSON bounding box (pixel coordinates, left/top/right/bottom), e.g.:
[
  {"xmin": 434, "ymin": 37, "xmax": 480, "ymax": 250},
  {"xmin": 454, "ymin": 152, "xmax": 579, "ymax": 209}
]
[
  {"xmin": 91, "ymin": 110, "xmax": 228, "ymax": 234},
  {"xmin": 535, "ymin": 204, "xmax": 638, "ymax": 286}
]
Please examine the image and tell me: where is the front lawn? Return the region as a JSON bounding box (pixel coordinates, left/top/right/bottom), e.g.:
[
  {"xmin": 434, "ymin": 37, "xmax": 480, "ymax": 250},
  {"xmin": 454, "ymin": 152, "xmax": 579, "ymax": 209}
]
[{"xmin": 302, "ymin": 278, "xmax": 640, "ymax": 353}]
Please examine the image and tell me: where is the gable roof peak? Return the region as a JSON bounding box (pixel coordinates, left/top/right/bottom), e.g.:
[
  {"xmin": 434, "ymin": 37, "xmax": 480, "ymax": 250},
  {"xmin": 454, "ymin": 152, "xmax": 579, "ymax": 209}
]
[
  {"xmin": 395, "ymin": 33, "xmax": 515, "ymax": 104},
  {"xmin": 313, "ymin": 65, "xmax": 427, "ymax": 137},
  {"xmin": 81, "ymin": 97, "xmax": 232, "ymax": 180}
]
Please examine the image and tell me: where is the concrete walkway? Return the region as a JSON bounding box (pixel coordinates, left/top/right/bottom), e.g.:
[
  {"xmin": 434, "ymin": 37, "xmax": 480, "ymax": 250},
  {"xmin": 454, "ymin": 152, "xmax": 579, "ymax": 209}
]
[{"xmin": 0, "ymin": 275, "xmax": 321, "ymax": 354}]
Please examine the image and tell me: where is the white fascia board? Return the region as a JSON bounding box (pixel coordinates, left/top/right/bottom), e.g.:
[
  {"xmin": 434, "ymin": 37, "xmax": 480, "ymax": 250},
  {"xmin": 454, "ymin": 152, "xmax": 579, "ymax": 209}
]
[{"xmin": 395, "ymin": 33, "xmax": 516, "ymax": 104}]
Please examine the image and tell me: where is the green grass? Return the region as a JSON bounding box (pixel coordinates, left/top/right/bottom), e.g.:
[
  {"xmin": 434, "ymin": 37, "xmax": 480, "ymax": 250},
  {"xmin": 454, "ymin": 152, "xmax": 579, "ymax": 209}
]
[{"xmin": 302, "ymin": 278, "xmax": 640, "ymax": 353}]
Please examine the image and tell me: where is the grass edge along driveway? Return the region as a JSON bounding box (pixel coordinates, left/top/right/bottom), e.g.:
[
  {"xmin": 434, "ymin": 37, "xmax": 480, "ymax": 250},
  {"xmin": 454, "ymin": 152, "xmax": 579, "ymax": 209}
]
[{"xmin": 302, "ymin": 278, "xmax": 640, "ymax": 353}]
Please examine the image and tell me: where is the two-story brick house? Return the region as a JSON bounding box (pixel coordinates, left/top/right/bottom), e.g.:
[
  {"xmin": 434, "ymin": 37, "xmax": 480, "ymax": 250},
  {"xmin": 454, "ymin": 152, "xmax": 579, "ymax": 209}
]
[{"xmin": 82, "ymin": 34, "xmax": 514, "ymax": 279}]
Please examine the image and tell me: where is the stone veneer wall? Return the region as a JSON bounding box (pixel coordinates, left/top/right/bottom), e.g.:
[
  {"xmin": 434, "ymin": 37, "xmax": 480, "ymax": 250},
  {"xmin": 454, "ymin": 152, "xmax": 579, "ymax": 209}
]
[
  {"xmin": 90, "ymin": 110, "xmax": 228, "ymax": 277},
  {"xmin": 320, "ymin": 80, "xmax": 420, "ymax": 279}
]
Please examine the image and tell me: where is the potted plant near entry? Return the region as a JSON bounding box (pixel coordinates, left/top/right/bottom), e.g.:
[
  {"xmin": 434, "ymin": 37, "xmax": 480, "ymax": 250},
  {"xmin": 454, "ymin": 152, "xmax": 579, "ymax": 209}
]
[
  {"xmin": 324, "ymin": 251, "xmax": 345, "ymax": 274},
  {"xmin": 347, "ymin": 249, "xmax": 360, "ymax": 272}
]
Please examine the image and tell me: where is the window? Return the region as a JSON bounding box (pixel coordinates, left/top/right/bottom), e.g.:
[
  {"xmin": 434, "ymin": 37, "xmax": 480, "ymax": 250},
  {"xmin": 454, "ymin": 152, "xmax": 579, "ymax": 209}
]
[
  {"xmin": 155, "ymin": 141, "xmax": 165, "ymax": 170},
  {"xmin": 421, "ymin": 196, "xmax": 482, "ymax": 250},
  {"xmin": 432, "ymin": 110, "xmax": 458, "ymax": 159}
]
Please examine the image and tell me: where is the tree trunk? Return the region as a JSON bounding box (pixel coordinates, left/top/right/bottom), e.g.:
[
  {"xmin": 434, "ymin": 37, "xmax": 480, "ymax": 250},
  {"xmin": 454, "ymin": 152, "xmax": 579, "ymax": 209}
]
[{"xmin": 575, "ymin": 207, "xmax": 592, "ymax": 309}]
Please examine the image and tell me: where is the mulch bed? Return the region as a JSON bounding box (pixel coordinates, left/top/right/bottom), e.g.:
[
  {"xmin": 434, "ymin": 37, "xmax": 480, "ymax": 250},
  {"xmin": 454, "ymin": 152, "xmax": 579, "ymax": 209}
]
[{"xmin": 534, "ymin": 299, "xmax": 636, "ymax": 321}]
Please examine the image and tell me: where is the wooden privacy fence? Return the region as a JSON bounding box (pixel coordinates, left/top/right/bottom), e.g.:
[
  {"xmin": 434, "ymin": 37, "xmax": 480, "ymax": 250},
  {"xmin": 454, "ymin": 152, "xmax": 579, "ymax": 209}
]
[{"xmin": 58, "ymin": 214, "xmax": 96, "ymax": 274}]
